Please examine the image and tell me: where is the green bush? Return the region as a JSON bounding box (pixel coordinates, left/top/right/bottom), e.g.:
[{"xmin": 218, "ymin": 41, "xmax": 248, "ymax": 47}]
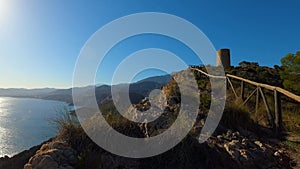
[{"xmin": 280, "ymin": 51, "xmax": 300, "ymax": 95}]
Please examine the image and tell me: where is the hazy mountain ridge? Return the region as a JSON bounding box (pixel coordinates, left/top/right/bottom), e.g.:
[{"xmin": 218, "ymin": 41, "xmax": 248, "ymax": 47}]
[
  {"xmin": 0, "ymin": 75, "xmax": 172, "ymax": 105},
  {"xmin": 0, "ymin": 88, "xmax": 56, "ymax": 97}
]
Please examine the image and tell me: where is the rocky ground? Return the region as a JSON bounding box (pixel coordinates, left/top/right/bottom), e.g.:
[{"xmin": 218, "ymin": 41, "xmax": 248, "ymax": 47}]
[{"xmin": 20, "ymin": 128, "xmax": 293, "ymax": 169}]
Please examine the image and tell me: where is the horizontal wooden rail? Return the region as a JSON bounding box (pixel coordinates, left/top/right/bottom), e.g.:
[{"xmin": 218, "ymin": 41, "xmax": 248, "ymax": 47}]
[
  {"xmin": 226, "ymin": 74, "xmax": 300, "ymax": 103},
  {"xmin": 189, "ymin": 68, "xmax": 226, "ymax": 79},
  {"xmin": 275, "ymin": 87, "xmax": 300, "ymax": 103},
  {"xmin": 226, "ymin": 74, "xmax": 276, "ymax": 90},
  {"xmin": 190, "ymin": 67, "xmax": 300, "ymax": 103}
]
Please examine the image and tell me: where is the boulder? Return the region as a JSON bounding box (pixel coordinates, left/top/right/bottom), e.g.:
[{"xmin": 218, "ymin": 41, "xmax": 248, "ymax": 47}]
[{"xmin": 24, "ymin": 141, "xmax": 77, "ymax": 169}]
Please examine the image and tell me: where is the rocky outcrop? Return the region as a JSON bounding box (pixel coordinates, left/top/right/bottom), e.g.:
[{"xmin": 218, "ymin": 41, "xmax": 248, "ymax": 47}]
[
  {"xmin": 0, "ymin": 141, "xmax": 45, "ymax": 169},
  {"xmin": 212, "ymin": 130, "xmax": 288, "ymax": 169},
  {"xmin": 24, "ymin": 141, "xmax": 77, "ymax": 169}
]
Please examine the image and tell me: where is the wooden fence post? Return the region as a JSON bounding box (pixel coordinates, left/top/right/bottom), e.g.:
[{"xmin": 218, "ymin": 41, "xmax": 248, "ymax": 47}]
[
  {"xmin": 258, "ymin": 87, "xmax": 275, "ymax": 129},
  {"xmin": 274, "ymin": 90, "xmax": 282, "ymax": 136},
  {"xmin": 256, "ymin": 87, "xmax": 260, "ymax": 116},
  {"xmin": 227, "ymin": 77, "xmax": 238, "ymax": 98},
  {"xmin": 241, "ymin": 81, "xmax": 245, "ymax": 101}
]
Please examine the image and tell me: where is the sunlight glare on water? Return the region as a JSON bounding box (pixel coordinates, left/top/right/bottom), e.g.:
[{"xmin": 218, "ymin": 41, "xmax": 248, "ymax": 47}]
[{"xmin": 0, "ymin": 97, "xmax": 68, "ymax": 157}]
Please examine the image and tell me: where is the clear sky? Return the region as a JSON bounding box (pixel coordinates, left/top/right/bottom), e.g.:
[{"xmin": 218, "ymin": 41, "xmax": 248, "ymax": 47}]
[{"xmin": 0, "ymin": 0, "xmax": 299, "ymax": 89}]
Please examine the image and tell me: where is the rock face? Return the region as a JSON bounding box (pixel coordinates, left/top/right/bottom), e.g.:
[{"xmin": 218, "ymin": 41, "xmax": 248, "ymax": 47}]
[
  {"xmin": 24, "ymin": 141, "xmax": 77, "ymax": 169},
  {"xmin": 0, "ymin": 140, "xmax": 46, "ymax": 169}
]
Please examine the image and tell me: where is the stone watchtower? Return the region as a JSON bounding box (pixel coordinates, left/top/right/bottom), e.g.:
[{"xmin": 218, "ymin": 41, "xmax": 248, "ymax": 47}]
[{"xmin": 216, "ymin": 49, "xmax": 231, "ymax": 69}]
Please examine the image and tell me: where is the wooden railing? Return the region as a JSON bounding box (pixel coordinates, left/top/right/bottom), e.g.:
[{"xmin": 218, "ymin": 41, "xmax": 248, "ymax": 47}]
[{"xmin": 190, "ymin": 67, "xmax": 300, "ymax": 135}]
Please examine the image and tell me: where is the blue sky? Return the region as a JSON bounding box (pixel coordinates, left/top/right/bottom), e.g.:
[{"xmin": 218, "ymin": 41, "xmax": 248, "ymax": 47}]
[{"xmin": 0, "ymin": 0, "xmax": 299, "ymax": 88}]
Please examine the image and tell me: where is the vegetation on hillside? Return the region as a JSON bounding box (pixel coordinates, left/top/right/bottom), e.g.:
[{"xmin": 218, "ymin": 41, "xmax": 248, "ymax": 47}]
[{"xmin": 280, "ymin": 51, "xmax": 300, "ymax": 95}]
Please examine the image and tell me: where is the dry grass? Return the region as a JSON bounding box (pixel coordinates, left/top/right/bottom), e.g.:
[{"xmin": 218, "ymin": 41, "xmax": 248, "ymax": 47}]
[
  {"xmin": 50, "ymin": 107, "xmax": 83, "ymax": 142},
  {"xmin": 220, "ymin": 99, "xmax": 255, "ymax": 130}
]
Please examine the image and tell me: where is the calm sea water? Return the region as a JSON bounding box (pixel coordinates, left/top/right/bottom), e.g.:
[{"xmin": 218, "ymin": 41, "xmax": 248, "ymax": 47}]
[{"xmin": 0, "ymin": 97, "xmax": 68, "ymax": 157}]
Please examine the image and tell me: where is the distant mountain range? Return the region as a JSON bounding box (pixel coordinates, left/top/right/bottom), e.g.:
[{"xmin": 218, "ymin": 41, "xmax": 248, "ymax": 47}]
[
  {"xmin": 0, "ymin": 75, "xmax": 172, "ymax": 105},
  {"xmin": 0, "ymin": 88, "xmax": 56, "ymax": 97}
]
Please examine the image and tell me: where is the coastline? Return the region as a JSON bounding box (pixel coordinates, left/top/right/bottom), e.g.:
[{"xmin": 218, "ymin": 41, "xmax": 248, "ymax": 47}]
[
  {"xmin": 0, "ymin": 97, "xmax": 71, "ymax": 159},
  {"xmin": 0, "ymin": 138, "xmax": 53, "ymax": 169},
  {"xmin": 0, "ymin": 96, "xmax": 73, "ymax": 105}
]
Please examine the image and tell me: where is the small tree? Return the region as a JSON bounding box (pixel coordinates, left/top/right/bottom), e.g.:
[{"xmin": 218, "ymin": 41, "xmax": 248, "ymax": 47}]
[{"xmin": 280, "ymin": 51, "xmax": 300, "ymax": 94}]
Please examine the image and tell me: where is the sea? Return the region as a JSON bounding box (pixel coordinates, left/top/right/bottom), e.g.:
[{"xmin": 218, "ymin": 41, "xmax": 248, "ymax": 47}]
[{"xmin": 0, "ymin": 97, "xmax": 69, "ymax": 157}]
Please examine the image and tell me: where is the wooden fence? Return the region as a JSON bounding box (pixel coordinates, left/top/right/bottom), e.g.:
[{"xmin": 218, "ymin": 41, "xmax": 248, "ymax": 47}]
[{"xmin": 190, "ymin": 67, "xmax": 300, "ymax": 135}]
